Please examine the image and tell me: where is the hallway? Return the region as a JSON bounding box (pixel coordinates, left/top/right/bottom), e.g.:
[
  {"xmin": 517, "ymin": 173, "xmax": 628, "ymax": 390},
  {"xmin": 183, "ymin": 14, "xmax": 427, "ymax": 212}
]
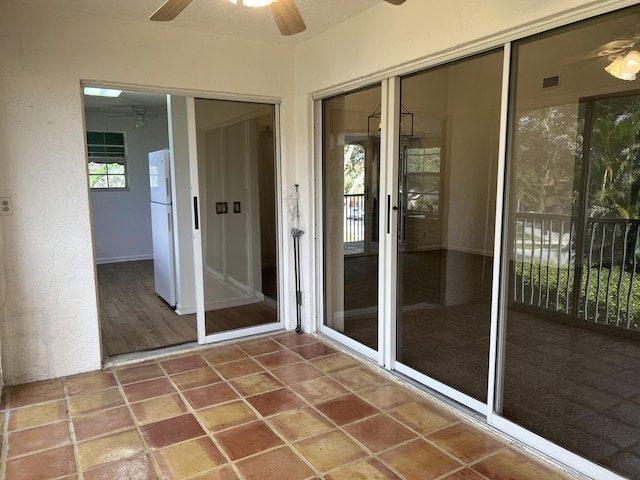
[{"xmin": 1, "ymin": 332, "xmax": 577, "ymax": 479}]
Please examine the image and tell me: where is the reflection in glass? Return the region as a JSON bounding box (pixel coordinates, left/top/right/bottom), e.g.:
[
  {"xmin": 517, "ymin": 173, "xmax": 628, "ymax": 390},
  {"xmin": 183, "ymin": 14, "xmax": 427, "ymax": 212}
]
[
  {"xmin": 194, "ymin": 99, "xmax": 278, "ymax": 335},
  {"xmin": 397, "ymin": 50, "xmax": 504, "ymax": 403},
  {"xmin": 322, "ymin": 85, "xmax": 381, "ymax": 351},
  {"xmin": 502, "ymin": 7, "xmax": 640, "ymax": 478}
]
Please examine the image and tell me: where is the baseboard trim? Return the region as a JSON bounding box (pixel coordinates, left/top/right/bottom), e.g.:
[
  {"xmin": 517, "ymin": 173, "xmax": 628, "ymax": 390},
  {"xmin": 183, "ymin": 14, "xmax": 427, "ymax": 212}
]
[{"xmin": 96, "ymin": 254, "xmax": 153, "ymax": 265}]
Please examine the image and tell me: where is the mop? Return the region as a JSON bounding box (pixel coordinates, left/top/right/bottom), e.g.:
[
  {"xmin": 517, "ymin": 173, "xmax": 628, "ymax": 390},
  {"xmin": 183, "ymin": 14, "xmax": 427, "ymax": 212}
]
[{"xmin": 290, "ymin": 184, "xmax": 304, "ymax": 333}]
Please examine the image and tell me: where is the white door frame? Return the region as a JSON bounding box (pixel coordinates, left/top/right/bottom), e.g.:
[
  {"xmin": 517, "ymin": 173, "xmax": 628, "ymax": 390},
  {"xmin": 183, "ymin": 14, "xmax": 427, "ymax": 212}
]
[{"xmin": 187, "ymin": 97, "xmax": 284, "ymax": 344}]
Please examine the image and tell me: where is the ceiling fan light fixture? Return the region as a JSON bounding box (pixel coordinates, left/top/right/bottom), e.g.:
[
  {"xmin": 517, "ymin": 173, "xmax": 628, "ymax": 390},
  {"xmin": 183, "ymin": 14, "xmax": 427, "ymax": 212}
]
[
  {"xmin": 229, "ymin": 0, "xmax": 277, "ymax": 6},
  {"xmin": 605, "ymin": 55, "xmax": 637, "ymax": 81},
  {"xmin": 624, "ymin": 50, "xmax": 640, "ymax": 73}
]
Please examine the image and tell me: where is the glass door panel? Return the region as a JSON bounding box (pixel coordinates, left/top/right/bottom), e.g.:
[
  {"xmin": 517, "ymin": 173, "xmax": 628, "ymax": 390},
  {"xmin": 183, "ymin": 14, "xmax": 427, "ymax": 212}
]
[
  {"xmin": 396, "ymin": 50, "xmax": 504, "ymax": 403},
  {"xmin": 194, "ymin": 98, "xmax": 279, "ymax": 337},
  {"xmin": 501, "ymin": 10, "xmax": 640, "ymax": 477},
  {"xmin": 322, "ymin": 85, "xmax": 382, "ymax": 351}
]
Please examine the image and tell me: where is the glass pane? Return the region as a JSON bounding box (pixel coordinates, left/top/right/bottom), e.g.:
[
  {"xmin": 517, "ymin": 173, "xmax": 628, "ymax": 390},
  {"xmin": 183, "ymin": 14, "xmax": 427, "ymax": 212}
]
[
  {"xmin": 90, "ymin": 175, "xmax": 107, "ymax": 188},
  {"xmin": 104, "ymin": 132, "xmax": 124, "ymax": 145},
  {"xmin": 502, "ymin": 7, "xmax": 640, "ymax": 478},
  {"xmin": 323, "ymin": 84, "xmax": 381, "ymax": 351},
  {"xmin": 107, "ymin": 163, "xmax": 125, "ymax": 174},
  {"xmin": 88, "ymin": 162, "xmax": 106, "ymax": 174},
  {"xmin": 109, "ymin": 175, "xmax": 126, "ymax": 188},
  {"xmin": 86, "ymin": 131, "xmax": 104, "ymax": 144},
  {"xmin": 194, "ymin": 99, "xmax": 278, "ymax": 336},
  {"xmin": 397, "ymin": 50, "xmax": 503, "ymax": 403}
]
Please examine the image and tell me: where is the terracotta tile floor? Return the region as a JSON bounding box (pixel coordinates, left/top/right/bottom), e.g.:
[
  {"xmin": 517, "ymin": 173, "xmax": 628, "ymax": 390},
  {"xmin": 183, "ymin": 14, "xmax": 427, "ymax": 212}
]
[{"xmin": 0, "ymin": 332, "xmax": 579, "ymax": 480}]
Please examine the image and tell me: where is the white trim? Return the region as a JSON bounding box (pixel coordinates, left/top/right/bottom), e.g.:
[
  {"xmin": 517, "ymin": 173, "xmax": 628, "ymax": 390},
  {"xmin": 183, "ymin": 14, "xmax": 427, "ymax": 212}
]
[
  {"xmin": 81, "ymin": 80, "xmax": 282, "ymax": 107},
  {"xmin": 272, "ymin": 101, "xmax": 287, "ymax": 331},
  {"xmin": 204, "ymin": 323, "xmax": 283, "ymax": 344},
  {"xmin": 174, "ymin": 303, "xmax": 195, "ymax": 315},
  {"xmin": 381, "ymin": 77, "xmax": 400, "ymax": 370},
  {"xmin": 95, "ymin": 254, "xmax": 153, "ymax": 265},
  {"xmin": 487, "ymin": 42, "xmax": 512, "ymax": 419},
  {"xmin": 314, "ymin": 99, "xmax": 324, "ymax": 336},
  {"xmin": 186, "ymin": 97, "xmax": 207, "ymax": 345},
  {"xmin": 319, "ymin": 324, "xmax": 378, "ymax": 362},
  {"xmin": 395, "ymin": 363, "xmax": 488, "ymax": 415}
]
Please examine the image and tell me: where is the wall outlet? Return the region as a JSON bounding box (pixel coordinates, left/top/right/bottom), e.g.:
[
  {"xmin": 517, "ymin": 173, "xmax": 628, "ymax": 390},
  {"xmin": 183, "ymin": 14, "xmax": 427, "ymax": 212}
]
[{"xmin": 0, "ymin": 197, "xmax": 13, "ymax": 215}]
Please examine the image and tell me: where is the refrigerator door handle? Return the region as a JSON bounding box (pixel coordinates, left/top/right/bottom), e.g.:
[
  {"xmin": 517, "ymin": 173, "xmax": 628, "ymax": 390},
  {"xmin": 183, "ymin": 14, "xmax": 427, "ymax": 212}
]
[{"xmin": 193, "ymin": 196, "xmax": 199, "ymax": 230}]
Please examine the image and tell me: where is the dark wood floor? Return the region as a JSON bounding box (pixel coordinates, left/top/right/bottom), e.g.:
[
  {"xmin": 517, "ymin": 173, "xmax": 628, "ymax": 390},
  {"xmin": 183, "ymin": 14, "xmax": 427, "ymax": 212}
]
[
  {"xmin": 97, "ymin": 261, "xmax": 197, "ymax": 357},
  {"xmin": 97, "ymin": 260, "xmax": 278, "ymax": 358}
]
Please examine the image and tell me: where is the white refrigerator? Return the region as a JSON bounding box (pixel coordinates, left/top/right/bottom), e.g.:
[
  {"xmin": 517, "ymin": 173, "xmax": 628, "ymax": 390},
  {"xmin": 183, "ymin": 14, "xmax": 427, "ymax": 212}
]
[{"xmin": 149, "ymin": 149, "xmax": 177, "ymax": 307}]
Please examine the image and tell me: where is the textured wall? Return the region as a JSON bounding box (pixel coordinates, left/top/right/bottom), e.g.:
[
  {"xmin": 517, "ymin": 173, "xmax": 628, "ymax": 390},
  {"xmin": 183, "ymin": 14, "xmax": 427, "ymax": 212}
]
[{"xmin": 0, "ymin": 1, "xmax": 295, "ymax": 385}]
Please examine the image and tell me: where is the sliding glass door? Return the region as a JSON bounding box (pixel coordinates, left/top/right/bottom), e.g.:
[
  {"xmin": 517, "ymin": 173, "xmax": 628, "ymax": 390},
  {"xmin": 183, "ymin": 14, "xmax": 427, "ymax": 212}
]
[
  {"xmin": 500, "ymin": 8, "xmax": 640, "ymax": 478},
  {"xmin": 322, "ymin": 85, "xmax": 382, "ymax": 354},
  {"xmin": 320, "ymin": 53, "xmax": 504, "ymax": 406},
  {"xmin": 192, "ymin": 98, "xmax": 281, "ymax": 342},
  {"xmin": 394, "ymin": 51, "xmax": 504, "ymax": 407}
]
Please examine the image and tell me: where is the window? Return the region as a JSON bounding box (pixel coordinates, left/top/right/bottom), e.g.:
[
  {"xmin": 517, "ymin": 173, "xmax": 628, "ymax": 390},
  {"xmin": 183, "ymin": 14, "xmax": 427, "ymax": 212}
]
[
  {"xmin": 87, "ymin": 131, "xmax": 127, "ymax": 189},
  {"xmin": 404, "ymin": 146, "xmax": 441, "ymax": 217}
]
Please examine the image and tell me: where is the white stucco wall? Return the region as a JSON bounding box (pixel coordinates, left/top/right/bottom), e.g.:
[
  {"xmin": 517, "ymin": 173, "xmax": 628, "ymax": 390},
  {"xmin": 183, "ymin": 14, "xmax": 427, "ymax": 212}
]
[{"xmin": 0, "ymin": 0, "xmax": 295, "ymax": 384}]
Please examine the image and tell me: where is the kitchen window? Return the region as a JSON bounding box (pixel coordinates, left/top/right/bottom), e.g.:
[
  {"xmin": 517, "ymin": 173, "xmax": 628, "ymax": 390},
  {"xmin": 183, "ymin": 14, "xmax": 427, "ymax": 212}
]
[{"xmin": 87, "ymin": 131, "xmax": 127, "ymax": 189}]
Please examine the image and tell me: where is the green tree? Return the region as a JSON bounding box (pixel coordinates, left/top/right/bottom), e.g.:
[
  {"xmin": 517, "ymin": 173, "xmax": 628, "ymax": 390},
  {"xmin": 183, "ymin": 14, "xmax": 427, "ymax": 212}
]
[
  {"xmin": 344, "ymin": 144, "xmax": 365, "ymax": 194},
  {"xmin": 587, "ymin": 96, "xmax": 640, "ymax": 219}
]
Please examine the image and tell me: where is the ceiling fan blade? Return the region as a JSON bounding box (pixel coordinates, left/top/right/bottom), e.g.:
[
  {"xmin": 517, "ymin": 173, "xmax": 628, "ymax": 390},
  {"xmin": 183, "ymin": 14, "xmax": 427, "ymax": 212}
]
[
  {"xmin": 149, "ymin": 0, "xmax": 193, "ymax": 21},
  {"xmin": 269, "ymin": 0, "xmax": 306, "ymax": 36},
  {"xmin": 384, "ymin": 0, "xmax": 406, "ymax": 4}
]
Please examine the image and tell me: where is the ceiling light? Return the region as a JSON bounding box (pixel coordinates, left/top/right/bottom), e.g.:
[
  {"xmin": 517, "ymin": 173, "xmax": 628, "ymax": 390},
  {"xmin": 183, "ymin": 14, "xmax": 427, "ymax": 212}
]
[
  {"xmin": 229, "ymin": 0, "xmax": 277, "ymax": 6},
  {"xmin": 83, "ymin": 87, "xmax": 122, "ymax": 97},
  {"xmin": 605, "ymin": 50, "xmax": 640, "ymax": 81},
  {"xmin": 624, "ymin": 50, "xmax": 640, "ymax": 72}
]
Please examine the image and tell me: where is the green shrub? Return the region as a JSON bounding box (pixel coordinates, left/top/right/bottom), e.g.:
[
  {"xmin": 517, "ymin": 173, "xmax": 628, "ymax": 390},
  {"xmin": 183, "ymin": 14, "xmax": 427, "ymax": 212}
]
[{"xmin": 515, "ymin": 260, "xmax": 640, "ymax": 329}]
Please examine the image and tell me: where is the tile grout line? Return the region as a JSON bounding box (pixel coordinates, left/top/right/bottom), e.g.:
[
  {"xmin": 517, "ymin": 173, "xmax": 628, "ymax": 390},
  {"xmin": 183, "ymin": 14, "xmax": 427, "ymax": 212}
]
[
  {"xmin": 62, "ymin": 378, "xmax": 84, "ymax": 480},
  {"xmin": 112, "ymin": 358, "xmax": 166, "ymax": 479},
  {"xmin": 248, "ymin": 340, "xmax": 396, "ymax": 477},
  {"xmin": 162, "ymin": 347, "xmax": 252, "ymax": 479},
  {"xmin": 218, "ymin": 338, "xmax": 324, "ymax": 478}
]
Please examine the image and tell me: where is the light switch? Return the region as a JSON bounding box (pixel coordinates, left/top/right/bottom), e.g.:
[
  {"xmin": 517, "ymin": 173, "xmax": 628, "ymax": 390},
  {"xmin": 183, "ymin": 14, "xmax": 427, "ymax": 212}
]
[{"xmin": 0, "ymin": 197, "xmax": 13, "ymax": 216}]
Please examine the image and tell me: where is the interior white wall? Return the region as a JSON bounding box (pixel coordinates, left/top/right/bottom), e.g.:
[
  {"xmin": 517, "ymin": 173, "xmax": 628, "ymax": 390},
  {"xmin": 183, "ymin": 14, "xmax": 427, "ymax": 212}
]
[
  {"xmin": 0, "ymin": 0, "xmax": 294, "ymax": 384},
  {"xmin": 87, "ymin": 110, "xmax": 169, "ymax": 264},
  {"xmin": 168, "ymin": 95, "xmax": 197, "ymax": 315}
]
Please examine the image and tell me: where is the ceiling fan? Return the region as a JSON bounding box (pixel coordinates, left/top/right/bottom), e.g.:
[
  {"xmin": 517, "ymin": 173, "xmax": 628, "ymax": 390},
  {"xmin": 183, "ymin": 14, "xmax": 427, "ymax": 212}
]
[
  {"xmin": 108, "ymin": 106, "xmax": 149, "ymax": 128},
  {"xmin": 149, "ymin": 0, "xmax": 406, "ymax": 36}
]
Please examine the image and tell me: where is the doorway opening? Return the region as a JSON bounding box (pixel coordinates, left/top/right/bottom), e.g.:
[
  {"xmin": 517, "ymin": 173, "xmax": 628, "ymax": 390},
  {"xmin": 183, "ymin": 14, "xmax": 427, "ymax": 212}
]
[{"xmin": 84, "ymin": 88, "xmax": 280, "ymax": 358}]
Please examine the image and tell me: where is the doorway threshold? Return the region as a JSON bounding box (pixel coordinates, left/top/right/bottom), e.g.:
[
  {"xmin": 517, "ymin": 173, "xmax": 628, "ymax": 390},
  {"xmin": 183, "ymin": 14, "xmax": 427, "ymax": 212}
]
[{"xmin": 102, "ymin": 341, "xmax": 201, "ymax": 368}]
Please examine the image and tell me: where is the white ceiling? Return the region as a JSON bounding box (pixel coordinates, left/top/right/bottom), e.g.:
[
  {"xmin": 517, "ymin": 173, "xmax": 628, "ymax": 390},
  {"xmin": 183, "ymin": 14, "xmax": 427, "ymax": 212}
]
[{"xmin": 24, "ymin": 0, "xmax": 383, "ymax": 44}]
